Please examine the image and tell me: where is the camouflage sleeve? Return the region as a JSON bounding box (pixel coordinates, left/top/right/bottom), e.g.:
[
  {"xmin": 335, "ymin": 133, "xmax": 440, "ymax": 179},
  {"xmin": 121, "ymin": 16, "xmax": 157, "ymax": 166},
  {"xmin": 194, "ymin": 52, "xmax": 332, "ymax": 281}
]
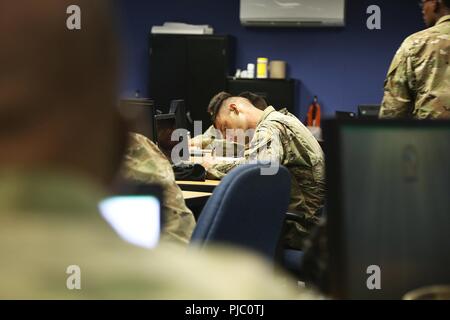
[
  {"xmin": 190, "ymin": 135, "xmax": 215, "ymax": 150},
  {"xmin": 190, "ymin": 125, "xmax": 220, "ymax": 149},
  {"xmin": 207, "ymin": 124, "xmax": 284, "ymax": 179},
  {"xmin": 122, "ymin": 133, "xmax": 196, "ymax": 245},
  {"xmin": 206, "ymin": 161, "xmax": 238, "ymax": 180},
  {"xmin": 245, "ymin": 123, "xmax": 284, "ymax": 164},
  {"xmin": 379, "ymin": 42, "xmax": 415, "ymax": 118}
]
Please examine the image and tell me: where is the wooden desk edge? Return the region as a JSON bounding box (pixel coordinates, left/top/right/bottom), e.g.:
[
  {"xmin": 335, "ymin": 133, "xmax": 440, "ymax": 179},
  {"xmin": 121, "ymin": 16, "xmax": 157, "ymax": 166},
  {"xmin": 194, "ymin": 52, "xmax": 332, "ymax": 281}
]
[
  {"xmin": 176, "ymin": 180, "xmax": 220, "ymax": 192},
  {"xmin": 182, "ymin": 191, "xmax": 212, "ymax": 200},
  {"xmin": 176, "ymin": 180, "xmax": 220, "ymax": 186}
]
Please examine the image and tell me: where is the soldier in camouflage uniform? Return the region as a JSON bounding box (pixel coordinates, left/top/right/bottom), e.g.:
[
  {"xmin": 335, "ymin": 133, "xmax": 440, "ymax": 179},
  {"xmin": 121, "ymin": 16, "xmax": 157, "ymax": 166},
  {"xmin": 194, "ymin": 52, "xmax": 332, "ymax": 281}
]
[
  {"xmin": 122, "ymin": 133, "xmax": 196, "ymax": 245},
  {"xmin": 380, "ymin": 1, "xmax": 450, "ymax": 119},
  {"xmin": 190, "ymin": 92, "xmax": 270, "ymax": 151},
  {"xmin": 192, "ymin": 108, "xmax": 297, "ymax": 152},
  {"xmin": 204, "ymin": 92, "xmax": 326, "ymax": 250},
  {"xmin": 190, "ymin": 91, "xmax": 299, "ymax": 156}
]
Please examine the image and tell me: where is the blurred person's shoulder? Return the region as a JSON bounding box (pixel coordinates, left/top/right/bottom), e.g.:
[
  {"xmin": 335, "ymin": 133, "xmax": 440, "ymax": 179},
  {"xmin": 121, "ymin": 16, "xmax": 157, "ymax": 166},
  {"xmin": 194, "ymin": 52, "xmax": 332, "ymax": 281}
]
[
  {"xmin": 0, "ymin": 170, "xmax": 318, "ymax": 300},
  {"xmin": 148, "ymin": 243, "xmax": 319, "ymax": 300},
  {"xmin": 0, "ymin": 170, "xmax": 114, "ymax": 299}
]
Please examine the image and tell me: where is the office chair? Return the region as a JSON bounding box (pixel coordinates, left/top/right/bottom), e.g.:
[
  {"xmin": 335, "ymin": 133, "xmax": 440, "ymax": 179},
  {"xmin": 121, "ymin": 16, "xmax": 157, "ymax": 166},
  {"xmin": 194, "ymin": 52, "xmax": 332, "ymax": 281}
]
[
  {"xmin": 281, "ymin": 207, "xmax": 326, "ymax": 280},
  {"xmin": 190, "ymin": 164, "xmax": 291, "ymax": 263}
]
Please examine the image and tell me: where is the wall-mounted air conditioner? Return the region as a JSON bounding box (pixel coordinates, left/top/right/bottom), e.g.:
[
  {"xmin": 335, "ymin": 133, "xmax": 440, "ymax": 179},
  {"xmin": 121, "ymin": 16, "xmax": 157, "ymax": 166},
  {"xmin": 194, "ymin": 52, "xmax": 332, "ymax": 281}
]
[{"xmin": 240, "ymin": 0, "xmax": 346, "ymax": 27}]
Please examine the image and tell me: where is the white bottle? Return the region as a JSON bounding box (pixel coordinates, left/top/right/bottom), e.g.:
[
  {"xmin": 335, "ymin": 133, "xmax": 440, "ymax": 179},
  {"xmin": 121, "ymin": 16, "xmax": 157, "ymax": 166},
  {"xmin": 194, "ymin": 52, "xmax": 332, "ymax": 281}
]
[{"xmin": 247, "ymin": 63, "xmax": 255, "ymax": 79}]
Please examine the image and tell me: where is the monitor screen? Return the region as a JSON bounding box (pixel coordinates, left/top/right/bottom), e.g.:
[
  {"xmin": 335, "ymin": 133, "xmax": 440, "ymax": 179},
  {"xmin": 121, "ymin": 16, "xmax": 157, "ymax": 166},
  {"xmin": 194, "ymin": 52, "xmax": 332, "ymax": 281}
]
[
  {"xmin": 335, "ymin": 111, "xmax": 356, "ymax": 120},
  {"xmin": 154, "ymin": 114, "xmax": 189, "ymax": 163},
  {"xmin": 98, "ymin": 184, "xmax": 163, "ymax": 249},
  {"xmin": 119, "ymin": 99, "xmax": 155, "ymax": 142},
  {"xmin": 324, "ymin": 120, "xmax": 450, "ymax": 299},
  {"xmin": 358, "ymin": 105, "xmax": 381, "ymax": 119},
  {"xmin": 169, "ymin": 99, "xmax": 188, "ymax": 130}
]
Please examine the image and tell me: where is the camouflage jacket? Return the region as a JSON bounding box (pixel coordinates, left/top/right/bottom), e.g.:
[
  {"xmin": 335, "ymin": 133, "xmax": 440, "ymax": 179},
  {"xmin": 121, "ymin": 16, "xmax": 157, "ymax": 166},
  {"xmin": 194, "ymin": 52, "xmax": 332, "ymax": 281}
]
[
  {"xmin": 190, "ymin": 108, "xmax": 297, "ymax": 154},
  {"xmin": 380, "ymin": 15, "xmax": 450, "ymax": 119},
  {"xmin": 190, "ymin": 125, "xmax": 220, "ymax": 150},
  {"xmin": 121, "ymin": 133, "xmax": 196, "ymax": 245},
  {"xmin": 207, "ymin": 107, "xmax": 326, "ymax": 250}
]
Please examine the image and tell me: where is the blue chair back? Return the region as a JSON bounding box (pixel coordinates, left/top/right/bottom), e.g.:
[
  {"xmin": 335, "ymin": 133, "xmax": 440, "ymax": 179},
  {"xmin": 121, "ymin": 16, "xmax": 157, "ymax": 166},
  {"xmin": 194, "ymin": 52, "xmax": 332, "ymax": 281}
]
[{"xmin": 191, "ymin": 164, "xmax": 291, "ymax": 261}]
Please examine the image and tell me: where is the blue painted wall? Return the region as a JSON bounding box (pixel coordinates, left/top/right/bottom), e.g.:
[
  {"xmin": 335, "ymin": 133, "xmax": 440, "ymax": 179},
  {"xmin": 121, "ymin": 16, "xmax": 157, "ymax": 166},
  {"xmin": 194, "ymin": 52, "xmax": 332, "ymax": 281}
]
[{"xmin": 117, "ymin": 0, "xmax": 423, "ymax": 119}]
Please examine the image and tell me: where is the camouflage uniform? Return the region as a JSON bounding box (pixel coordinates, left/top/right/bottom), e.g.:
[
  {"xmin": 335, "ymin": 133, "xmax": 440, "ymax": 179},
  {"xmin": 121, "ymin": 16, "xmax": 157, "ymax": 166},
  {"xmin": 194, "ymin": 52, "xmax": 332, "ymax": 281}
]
[
  {"xmin": 122, "ymin": 133, "xmax": 196, "ymax": 245},
  {"xmin": 190, "ymin": 125, "xmax": 220, "ymax": 149},
  {"xmin": 207, "ymin": 107, "xmax": 326, "ymax": 250},
  {"xmin": 190, "ymin": 125, "xmax": 245, "ymax": 157},
  {"xmin": 0, "ymin": 170, "xmax": 313, "ymax": 299},
  {"xmin": 380, "ymin": 15, "xmax": 450, "ymax": 119},
  {"xmin": 279, "ymin": 108, "xmax": 297, "ymax": 119},
  {"xmin": 190, "ymin": 108, "xmax": 297, "ymax": 155}
]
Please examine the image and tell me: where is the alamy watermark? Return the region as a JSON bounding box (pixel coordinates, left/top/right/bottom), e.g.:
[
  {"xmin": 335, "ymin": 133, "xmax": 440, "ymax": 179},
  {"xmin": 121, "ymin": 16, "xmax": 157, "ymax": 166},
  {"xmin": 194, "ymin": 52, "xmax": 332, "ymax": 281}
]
[
  {"xmin": 367, "ymin": 5, "xmax": 382, "ymax": 30},
  {"xmin": 366, "ymin": 265, "xmax": 382, "ymax": 290},
  {"xmin": 66, "ymin": 265, "xmax": 81, "ymax": 290},
  {"xmin": 65, "ymin": 4, "xmax": 382, "ymax": 31},
  {"xmin": 66, "ymin": 5, "xmax": 81, "ymax": 30}
]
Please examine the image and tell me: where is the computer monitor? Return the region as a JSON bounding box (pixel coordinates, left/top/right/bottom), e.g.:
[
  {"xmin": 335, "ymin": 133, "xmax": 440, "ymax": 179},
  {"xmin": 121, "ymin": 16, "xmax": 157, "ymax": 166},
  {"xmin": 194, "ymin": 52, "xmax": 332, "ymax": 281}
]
[
  {"xmin": 98, "ymin": 183, "xmax": 163, "ymax": 250},
  {"xmin": 335, "ymin": 111, "xmax": 356, "ymax": 120},
  {"xmin": 323, "ymin": 120, "xmax": 450, "ymax": 299},
  {"xmin": 169, "ymin": 99, "xmax": 188, "ymax": 130},
  {"xmin": 154, "ymin": 113, "xmax": 189, "ymax": 163},
  {"xmin": 119, "ymin": 98, "xmax": 156, "ymax": 141},
  {"xmin": 358, "ymin": 105, "xmax": 381, "ymax": 119}
]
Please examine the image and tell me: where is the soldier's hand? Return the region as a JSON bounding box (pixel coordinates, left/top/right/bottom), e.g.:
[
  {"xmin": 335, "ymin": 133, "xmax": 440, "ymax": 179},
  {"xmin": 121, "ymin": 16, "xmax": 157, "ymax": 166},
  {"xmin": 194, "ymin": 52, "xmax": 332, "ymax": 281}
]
[{"xmin": 201, "ymin": 154, "xmax": 216, "ymax": 169}]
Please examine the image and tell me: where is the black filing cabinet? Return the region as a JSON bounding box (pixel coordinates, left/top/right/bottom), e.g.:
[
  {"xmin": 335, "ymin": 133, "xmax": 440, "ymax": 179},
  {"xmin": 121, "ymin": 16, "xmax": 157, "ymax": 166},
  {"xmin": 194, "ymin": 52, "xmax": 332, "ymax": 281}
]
[
  {"xmin": 149, "ymin": 34, "xmax": 234, "ymax": 132},
  {"xmin": 227, "ymin": 78, "xmax": 297, "ymax": 114}
]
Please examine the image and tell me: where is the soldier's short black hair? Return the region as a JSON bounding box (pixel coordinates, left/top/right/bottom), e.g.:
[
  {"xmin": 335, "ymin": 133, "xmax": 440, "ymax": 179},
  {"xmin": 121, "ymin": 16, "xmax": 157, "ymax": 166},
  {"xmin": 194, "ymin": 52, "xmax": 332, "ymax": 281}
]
[
  {"xmin": 238, "ymin": 91, "xmax": 268, "ymax": 111},
  {"xmin": 208, "ymin": 92, "xmax": 232, "ymax": 125},
  {"xmin": 208, "ymin": 91, "xmax": 269, "ymax": 126}
]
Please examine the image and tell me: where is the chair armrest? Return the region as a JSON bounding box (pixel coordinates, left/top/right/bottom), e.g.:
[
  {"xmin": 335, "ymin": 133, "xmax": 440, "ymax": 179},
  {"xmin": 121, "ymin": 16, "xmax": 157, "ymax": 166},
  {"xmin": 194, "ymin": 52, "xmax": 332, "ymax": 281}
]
[
  {"xmin": 285, "ymin": 212, "xmax": 303, "ymax": 224},
  {"xmin": 285, "ymin": 207, "xmax": 326, "ymax": 224}
]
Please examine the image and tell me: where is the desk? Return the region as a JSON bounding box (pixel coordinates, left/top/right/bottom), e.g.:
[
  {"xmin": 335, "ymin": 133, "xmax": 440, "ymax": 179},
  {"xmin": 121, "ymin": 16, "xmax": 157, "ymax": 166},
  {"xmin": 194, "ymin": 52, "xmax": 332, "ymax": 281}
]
[
  {"xmin": 182, "ymin": 191, "xmax": 212, "ymax": 207},
  {"xmin": 177, "ymin": 179, "xmax": 221, "ymax": 193}
]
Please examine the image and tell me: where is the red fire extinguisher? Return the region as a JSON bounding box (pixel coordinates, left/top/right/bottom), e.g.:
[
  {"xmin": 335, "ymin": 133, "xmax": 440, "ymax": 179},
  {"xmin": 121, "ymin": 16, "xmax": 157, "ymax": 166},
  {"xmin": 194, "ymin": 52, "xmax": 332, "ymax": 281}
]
[{"xmin": 307, "ymin": 96, "xmax": 321, "ymax": 127}]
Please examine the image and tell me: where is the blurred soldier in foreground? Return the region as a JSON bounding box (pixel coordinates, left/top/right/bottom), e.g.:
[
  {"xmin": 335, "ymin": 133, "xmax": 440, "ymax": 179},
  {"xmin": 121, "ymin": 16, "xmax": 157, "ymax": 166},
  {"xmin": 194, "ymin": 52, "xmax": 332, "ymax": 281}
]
[
  {"xmin": 380, "ymin": 0, "xmax": 450, "ymax": 119},
  {"xmin": 122, "ymin": 132, "xmax": 196, "ymax": 245},
  {"xmin": 0, "ymin": 0, "xmax": 311, "ymax": 299}
]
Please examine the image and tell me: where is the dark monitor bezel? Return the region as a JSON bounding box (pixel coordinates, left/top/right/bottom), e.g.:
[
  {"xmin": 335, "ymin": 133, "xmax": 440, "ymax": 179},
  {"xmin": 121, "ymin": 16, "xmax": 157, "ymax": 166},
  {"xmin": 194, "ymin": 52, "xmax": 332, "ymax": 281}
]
[
  {"xmin": 357, "ymin": 104, "xmax": 381, "ymax": 118},
  {"xmin": 323, "ymin": 119, "xmax": 450, "ymax": 300},
  {"xmin": 335, "ymin": 111, "xmax": 357, "ymax": 119},
  {"xmin": 119, "ymin": 98, "xmax": 156, "ymax": 142}
]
